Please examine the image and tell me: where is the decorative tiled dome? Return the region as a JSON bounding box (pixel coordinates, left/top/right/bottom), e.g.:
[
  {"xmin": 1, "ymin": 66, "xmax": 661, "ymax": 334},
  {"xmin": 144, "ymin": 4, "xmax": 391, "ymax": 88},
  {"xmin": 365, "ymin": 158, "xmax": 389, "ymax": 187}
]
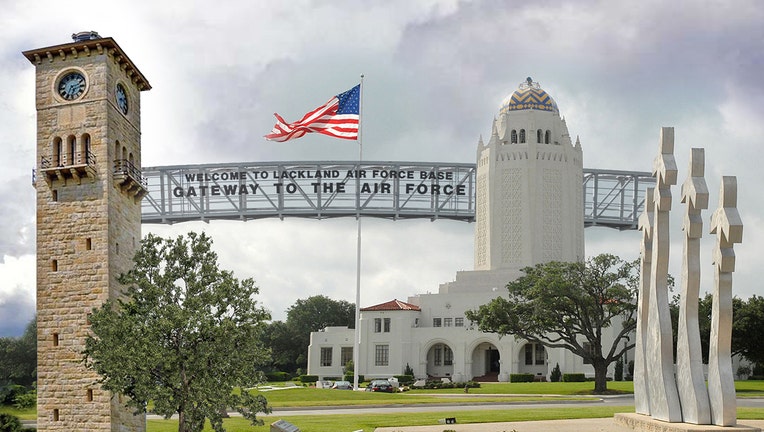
[{"xmin": 499, "ymin": 77, "xmax": 558, "ymax": 115}]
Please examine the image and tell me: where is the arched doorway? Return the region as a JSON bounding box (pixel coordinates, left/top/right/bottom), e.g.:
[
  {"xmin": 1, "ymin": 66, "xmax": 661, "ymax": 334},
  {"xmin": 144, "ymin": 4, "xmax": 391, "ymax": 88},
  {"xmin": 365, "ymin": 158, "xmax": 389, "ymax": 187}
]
[
  {"xmin": 425, "ymin": 342, "xmax": 454, "ymax": 379},
  {"xmin": 470, "ymin": 342, "xmax": 500, "ymax": 382},
  {"xmin": 517, "ymin": 342, "xmax": 547, "ymax": 378}
]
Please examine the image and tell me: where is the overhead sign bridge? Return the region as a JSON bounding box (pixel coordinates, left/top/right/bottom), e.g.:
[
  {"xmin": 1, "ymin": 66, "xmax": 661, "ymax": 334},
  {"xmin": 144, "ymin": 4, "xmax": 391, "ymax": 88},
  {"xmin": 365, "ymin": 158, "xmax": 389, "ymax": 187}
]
[{"xmin": 140, "ymin": 161, "xmax": 654, "ymax": 230}]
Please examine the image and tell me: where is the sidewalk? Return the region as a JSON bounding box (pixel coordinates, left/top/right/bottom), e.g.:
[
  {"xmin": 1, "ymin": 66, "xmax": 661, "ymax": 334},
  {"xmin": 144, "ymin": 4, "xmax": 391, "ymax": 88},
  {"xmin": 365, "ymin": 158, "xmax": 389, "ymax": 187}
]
[{"xmin": 373, "ymin": 418, "xmax": 764, "ymax": 432}]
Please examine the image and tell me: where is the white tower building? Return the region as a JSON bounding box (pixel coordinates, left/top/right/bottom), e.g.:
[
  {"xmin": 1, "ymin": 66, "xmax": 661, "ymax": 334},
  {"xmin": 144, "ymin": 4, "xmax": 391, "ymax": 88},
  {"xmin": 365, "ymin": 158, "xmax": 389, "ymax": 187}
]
[{"xmin": 440, "ymin": 77, "xmax": 584, "ymax": 294}]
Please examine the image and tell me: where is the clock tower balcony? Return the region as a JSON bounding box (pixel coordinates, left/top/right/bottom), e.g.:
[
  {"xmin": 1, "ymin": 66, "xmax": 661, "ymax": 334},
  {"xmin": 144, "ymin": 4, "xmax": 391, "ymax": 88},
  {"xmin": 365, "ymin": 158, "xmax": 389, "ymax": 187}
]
[
  {"xmin": 39, "ymin": 150, "xmax": 97, "ymax": 184},
  {"xmin": 113, "ymin": 159, "xmax": 149, "ymax": 200}
]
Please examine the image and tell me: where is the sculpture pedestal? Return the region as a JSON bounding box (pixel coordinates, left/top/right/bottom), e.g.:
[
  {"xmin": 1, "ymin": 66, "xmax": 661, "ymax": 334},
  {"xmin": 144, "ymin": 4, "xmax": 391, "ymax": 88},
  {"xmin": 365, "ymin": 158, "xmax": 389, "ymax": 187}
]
[{"xmin": 615, "ymin": 413, "xmax": 761, "ymax": 432}]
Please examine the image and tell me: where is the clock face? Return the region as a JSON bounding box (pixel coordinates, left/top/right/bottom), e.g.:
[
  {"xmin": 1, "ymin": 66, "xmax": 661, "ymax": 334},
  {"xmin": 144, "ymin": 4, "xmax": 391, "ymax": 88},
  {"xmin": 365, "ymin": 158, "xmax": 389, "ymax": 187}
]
[
  {"xmin": 116, "ymin": 83, "xmax": 129, "ymax": 115},
  {"xmin": 57, "ymin": 72, "xmax": 86, "ymax": 101}
]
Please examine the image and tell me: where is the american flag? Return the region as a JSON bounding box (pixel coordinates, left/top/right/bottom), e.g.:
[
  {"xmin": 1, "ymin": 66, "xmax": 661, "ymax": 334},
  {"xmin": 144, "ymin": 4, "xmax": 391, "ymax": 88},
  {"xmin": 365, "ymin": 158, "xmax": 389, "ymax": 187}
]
[{"xmin": 264, "ymin": 84, "xmax": 360, "ymax": 142}]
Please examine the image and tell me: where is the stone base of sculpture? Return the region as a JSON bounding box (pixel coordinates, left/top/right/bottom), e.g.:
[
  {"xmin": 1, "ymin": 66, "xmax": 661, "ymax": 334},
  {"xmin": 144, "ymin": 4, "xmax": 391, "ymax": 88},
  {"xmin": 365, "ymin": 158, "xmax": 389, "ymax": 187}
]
[{"xmin": 615, "ymin": 413, "xmax": 761, "ymax": 432}]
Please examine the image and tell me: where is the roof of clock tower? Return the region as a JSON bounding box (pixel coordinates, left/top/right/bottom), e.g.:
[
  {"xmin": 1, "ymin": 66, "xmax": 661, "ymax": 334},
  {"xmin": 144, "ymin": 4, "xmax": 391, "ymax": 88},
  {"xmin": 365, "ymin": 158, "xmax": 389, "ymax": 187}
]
[
  {"xmin": 498, "ymin": 77, "xmax": 558, "ymax": 115},
  {"xmin": 22, "ymin": 32, "xmax": 151, "ymax": 91}
]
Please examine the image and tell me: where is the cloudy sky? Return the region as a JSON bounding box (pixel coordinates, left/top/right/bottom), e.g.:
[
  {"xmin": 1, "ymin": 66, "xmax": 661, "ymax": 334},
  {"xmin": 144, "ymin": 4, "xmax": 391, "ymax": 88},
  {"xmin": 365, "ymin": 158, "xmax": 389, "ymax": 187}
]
[{"xmin": 1, "ymin": 0, "xmax": 763, "ymax": 337}]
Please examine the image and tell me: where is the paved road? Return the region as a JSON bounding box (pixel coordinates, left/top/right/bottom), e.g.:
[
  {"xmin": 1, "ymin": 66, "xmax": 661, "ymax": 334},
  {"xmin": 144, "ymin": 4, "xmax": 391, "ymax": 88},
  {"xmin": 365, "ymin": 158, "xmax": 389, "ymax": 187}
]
[{"xmin": 263, "ymin": 395, "xmax": 764, "ymax": 417}]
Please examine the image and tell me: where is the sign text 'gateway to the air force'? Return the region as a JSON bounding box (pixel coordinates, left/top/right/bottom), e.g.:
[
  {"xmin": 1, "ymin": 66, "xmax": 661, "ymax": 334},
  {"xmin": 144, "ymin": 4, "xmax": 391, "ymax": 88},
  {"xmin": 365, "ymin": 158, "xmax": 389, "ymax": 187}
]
[
  {"xmin": 140, "ymin": 162, "xmax": 477, "ymax": 223},
  {"xmin": 172, "ymin": 168, "xmax": 467, "ymax": 197}
]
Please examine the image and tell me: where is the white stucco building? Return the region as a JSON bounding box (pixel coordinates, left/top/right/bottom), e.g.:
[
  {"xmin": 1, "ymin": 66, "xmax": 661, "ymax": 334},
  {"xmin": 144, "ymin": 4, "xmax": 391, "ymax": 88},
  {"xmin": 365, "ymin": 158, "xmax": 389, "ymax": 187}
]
[{"xmin": 307, "ymin": 78, "xmax": 627, "ymax": 382}]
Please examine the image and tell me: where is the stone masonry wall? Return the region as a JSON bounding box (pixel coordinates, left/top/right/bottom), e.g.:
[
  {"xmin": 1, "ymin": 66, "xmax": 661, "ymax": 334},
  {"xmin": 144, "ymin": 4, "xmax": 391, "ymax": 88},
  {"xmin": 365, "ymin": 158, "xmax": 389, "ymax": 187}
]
[{"xmin": 33, "ymin": 44, "xmax": 145, "ymax": 432}]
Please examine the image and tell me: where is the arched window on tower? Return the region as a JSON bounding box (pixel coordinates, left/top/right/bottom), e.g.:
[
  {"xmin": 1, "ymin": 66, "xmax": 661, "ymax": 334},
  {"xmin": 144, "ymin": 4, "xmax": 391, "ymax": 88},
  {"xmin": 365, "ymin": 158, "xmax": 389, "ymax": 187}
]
[
  {"xmin": 81, "ymin": 134, "xmax": 91, "ymax": 164},
  {"xmin": 511, "ymin": 130, "xmax": 517, "ymax": 144},
  {"xmin": 537, "ymin": 129, "xmax": 543, "ymax": 143},
  {"xmin": 53, "ymin": 137, "xmax": 62, "ymax": 166},
  {"xmin": 66, "ymin": 135, "xmax": 76, "ymax": 166},
  {"xmin": 519, "ymin": 129, "xmax": 526, "ymax": 143},
  {"xmin": 545, "ymin": 130, "xmax": 551, "ymax": 144}
]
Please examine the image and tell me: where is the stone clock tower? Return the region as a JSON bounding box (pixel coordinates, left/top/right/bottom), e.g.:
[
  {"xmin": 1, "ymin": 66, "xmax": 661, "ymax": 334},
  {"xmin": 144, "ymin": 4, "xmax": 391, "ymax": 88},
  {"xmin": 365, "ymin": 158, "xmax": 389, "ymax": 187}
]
[{"xmin": 23, "ymin": 32, "xmax": 149, "ymax": 431}]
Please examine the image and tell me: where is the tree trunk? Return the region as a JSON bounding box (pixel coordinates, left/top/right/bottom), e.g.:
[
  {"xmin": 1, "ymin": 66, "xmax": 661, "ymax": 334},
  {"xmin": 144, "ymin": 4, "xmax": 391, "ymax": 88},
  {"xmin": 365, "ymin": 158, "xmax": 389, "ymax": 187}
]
[{"xmin": 593, "ymin": 361, "xmax": 609, "ymax": 394}]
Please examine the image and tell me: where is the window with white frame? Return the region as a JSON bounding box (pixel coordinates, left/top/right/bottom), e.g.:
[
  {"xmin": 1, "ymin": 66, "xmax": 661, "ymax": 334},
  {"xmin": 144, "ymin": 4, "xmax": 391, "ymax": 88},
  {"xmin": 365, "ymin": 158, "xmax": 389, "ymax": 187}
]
[
  {"xmin": 434, "ymin": 346, "xmax": 442, "ymax": 366},
  {"xmin": 444, "ymin": 346, "xmax": 453, "ymax": 366},
  {"xmin": 433, "ymin": 318, "xmax": 442, "ymax": 327},
  {"xmin": 383, "ymin": 317, "xmax": 391, "ymax": 332},
  {"xmin": 320, "ymin": 347, "xmax": 332, "ymax": 367},
  {"xmin": 455, "ymin": 317, "xmax": 464, "ymax": 327},
  {"xmin": 341, "ymin": 347, "xmax": 353, "ymax": 366},
  {"xmin": 375, "ymin": 344, "xmax": 389, "ymax": 366},
  {"xmin": 374, "ymin": 318, "xmax": 382, "ymax": 333}
]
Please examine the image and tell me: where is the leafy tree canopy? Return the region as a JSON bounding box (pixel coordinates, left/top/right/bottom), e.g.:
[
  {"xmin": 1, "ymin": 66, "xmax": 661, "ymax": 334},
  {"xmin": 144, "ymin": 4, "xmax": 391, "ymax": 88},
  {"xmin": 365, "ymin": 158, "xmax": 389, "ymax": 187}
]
[
  {"xmin": 671, "ymin": 293, "xmax": 764, "ymax": 367},
  {"xmin": 465, "ymin": 254, "xmax": 638, "ymax": 393},
  {"xmin": 0, "ymin": 316, "xmax": 36, "ymax": 389},
  {"xmin": 84, "ymin": 232, "xmax": 271, "ymax": 432},
  {"xmin": 263, "ymin": 295, "xmax": 354, "ymax": 373}
]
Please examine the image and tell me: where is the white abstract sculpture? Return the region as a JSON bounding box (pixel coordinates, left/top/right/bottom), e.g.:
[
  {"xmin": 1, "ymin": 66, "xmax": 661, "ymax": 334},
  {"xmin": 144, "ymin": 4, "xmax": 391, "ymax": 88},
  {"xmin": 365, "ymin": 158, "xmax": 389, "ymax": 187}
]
[{"xmin": 634, "ymin": 128, "xmax": 743, "ymax": 427}]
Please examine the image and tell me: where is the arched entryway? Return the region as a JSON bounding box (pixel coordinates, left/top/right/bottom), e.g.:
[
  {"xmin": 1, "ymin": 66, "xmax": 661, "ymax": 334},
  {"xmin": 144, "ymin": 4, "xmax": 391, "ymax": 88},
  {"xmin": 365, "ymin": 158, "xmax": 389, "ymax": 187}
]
[
  {"xmin": 517, "ymin": 341, "xmax": 547, "ymax": 378},
  {"xmin": 425, "ymin": 342, "xmax": 454, "ymax": 379},
  {"xmin": 470, "ymin": 342, "xmax": 500, "ymax": 382}
]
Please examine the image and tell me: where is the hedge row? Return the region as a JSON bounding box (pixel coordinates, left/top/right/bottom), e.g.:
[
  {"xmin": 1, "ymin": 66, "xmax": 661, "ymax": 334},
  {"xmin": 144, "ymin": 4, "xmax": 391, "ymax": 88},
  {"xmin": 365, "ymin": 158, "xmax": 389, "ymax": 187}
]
[
  {"xmin": 562, "ymin": 373, "xmax": 586, "ymax": 382},
  {"xmin": 510, "ymin": 373, "xmax": 535, "ymax": 382},
  {"xmin": 417, "ymin": 381, "xmax": 480, "ymax": 390}
]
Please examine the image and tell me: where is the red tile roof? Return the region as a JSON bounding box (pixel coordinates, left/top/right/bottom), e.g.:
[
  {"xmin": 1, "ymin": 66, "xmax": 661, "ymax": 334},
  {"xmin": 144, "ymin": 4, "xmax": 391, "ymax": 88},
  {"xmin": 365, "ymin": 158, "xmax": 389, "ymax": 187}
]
[{"xmin": 361, "ymin": 299, "xmax": 421, "ymax": 312}]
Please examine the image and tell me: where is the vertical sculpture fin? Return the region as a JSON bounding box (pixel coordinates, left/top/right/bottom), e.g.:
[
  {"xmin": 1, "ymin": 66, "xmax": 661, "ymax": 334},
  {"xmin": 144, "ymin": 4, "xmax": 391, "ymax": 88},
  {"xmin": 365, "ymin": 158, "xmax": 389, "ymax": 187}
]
[
  {"xmin": 676, "ymin": 148, "xmax": 711, "ymax": 424},
  {"xmin": 708, "ymin": 176, "xmax": 743, "ymax": 426},
  {"xmin": 645, "ymin": 127, "xmax": 682, "ymax": 422}
]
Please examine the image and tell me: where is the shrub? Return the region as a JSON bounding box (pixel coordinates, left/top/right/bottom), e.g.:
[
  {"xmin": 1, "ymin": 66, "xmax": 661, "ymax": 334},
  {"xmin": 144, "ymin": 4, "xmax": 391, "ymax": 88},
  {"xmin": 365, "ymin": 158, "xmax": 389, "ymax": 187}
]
[
  {"xmin": 550, "ymin": 363, "xmax": 562, "ymax": 382},
  {"xmin": 0, "ymin": 385, "xmax": 25, "ymax": 406},
  {"xmin": 265, "ymin": 371, "xmax": 291, "ymax": 382},
  {"xmin": 344, "ymin": 374, "xmax": 364, "ymax": 383},
  {"xmin": 510, "ymin": 373, "xmax": 534, "ymax": 383},
  {"xmin": 13, "ymin": 389, "xmax": 36, "ymax": 409},
  {"xmin": 562, "ymin": 373, "xmax": 586, "ymax": 382},
  {"xmin": 615, "ymin": 357, "xmax": 624, "ymax": 381},
  {"xmin": 0, "ymin": 413, "xmax": 24, "ymax": 432},
  {"xmin": 420, "ymin": 380, "xmax": 479, "ymax": 390},
  {"xmin": 404, "ymin": 363, "xmax": 414, "ymax": 377},
  {"xmin": 298, "ymin": 375, "xmax": 318, "ymax": 383},
  {"xmin": 393, "ymin": 375, "xmax": 414, "ymax": 385}
]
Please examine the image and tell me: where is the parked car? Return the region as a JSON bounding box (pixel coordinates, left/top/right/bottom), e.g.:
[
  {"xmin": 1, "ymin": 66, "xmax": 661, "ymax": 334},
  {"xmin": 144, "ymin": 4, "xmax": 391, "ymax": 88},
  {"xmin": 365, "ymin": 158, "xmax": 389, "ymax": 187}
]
[
  {"xmin": 366, "ymin": 380, "xmax": 394, "ymax": 393},
  {"xmin": 331, "ymin": 380, "xmax": 352, "ymax": 390}
]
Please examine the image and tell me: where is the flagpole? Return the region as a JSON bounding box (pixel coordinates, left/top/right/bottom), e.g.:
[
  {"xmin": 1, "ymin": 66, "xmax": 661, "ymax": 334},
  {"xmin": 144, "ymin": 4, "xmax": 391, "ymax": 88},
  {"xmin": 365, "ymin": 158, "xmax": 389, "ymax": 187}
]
[{"xmin": 352, "ymin": 74, "xmax": 364, "ymax": 391}]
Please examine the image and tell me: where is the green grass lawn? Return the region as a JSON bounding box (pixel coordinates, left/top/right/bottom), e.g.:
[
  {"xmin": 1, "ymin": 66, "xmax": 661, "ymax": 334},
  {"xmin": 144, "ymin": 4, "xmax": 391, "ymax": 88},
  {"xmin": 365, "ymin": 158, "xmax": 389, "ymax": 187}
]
[
  {"xmin": 146, "ymin": 405, "xmax": 636, "ymax": 432},
  {"xmin": 6, "ymin": 381, "xmax": 764, "ymax": 431},
  {"xmin": 0, "ymin": 405, "xmax": 36, "ymax": 420},
  {"xmin": 253, "ymin": 385, "xmax": 599, "ymax": 408},
  {"xmin": 145, "ymin": 405, "xmax": 764, "ymax": 432}
]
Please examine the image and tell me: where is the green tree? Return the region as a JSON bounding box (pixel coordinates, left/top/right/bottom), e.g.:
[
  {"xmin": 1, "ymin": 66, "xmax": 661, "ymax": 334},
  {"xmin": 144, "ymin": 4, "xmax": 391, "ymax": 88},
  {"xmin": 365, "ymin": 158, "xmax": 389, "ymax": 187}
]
[
  {"xmin": 83, "ymin": 232, "xmax": 271, "ymax": 432},
  {"xmin": 731, "ymin": 294, "xmax": 764, "ymax": 366},
  {"xmin": 465, "ymin": 254, "xmax": 637, "ymax": 394},
  {"xmin": 262, "ymin": 295, "xmax": 354, "ymax": 373},
  {"xmin": 670, "ymin": 293, "xmax": 754, "ymax": 365},
  {"xmin": 260, "ymin": 321, "xmax": 299, "ymax": 373},
  {"xmin": 0, "ymin": 316, "xmax": 37, "ymax": 390}
]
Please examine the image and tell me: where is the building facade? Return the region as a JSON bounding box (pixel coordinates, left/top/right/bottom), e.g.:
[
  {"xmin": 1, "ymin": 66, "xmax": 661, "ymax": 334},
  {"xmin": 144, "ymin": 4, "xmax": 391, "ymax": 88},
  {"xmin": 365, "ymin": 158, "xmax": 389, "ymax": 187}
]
[
  {"xmin": 24, "ymin": 32, "xmax": 149, "ymax": 431},
  {"xmin": 308, "ymin": 78, "xmax": 624, "ymax": 382}
]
